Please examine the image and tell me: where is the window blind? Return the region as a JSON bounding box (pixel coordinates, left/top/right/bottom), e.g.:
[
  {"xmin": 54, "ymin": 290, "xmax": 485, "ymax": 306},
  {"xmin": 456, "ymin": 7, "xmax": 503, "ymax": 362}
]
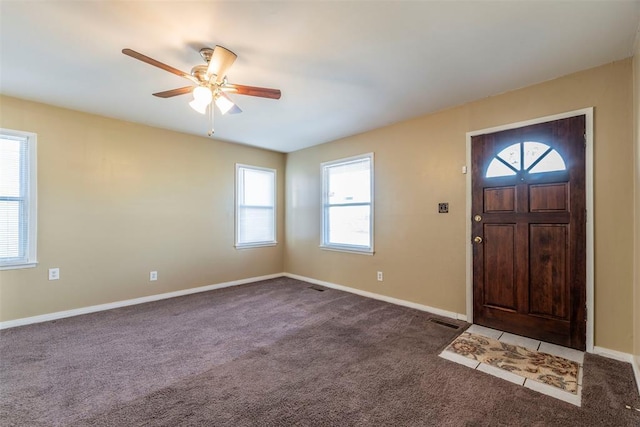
[
  {"xmin": 236, "ymin": 165, "xmax": 276, "ymax": 246},
  {"xmin": 0, "ymin": 134, "xmax": 30, "ymax": 264}
]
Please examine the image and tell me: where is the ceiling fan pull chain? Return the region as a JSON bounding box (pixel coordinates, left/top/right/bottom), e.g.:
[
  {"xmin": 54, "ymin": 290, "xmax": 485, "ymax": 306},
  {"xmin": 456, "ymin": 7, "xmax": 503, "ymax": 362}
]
[{"xmin": 207, "ymin": 103, "xmax": 215, "ymax": 137}]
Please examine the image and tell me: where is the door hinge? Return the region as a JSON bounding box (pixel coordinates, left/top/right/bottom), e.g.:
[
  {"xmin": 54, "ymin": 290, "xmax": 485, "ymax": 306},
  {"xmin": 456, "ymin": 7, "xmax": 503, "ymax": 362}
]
[{"xmin": 584, "ymin": 134, "xmax": 587, "ymax": 147}]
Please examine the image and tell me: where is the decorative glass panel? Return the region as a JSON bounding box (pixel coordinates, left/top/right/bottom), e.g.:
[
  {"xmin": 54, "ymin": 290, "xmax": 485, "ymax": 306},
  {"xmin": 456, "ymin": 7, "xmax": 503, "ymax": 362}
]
[
  {"xmin": 485, "ymin": 141, "xmax": 566, "ymax": 178},
  {"xmin": 486, "ymin": 159, "xmax": 517, "ymax": 178},
  {"xmin": 523, "ymin": 141, "xmax": 549, "ymax": 169},
  {"xmin": 496, "ymin": 143, "xmax": 521, "ymax": 170},
  {"xmin": 529, "ymin": 149, "xmax": 566, "ymax": 174}
]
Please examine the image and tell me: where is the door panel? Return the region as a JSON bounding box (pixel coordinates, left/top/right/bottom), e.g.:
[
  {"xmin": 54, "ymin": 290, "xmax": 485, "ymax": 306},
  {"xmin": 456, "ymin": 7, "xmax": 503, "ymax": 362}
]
[
  {"xmin": 484, "ymin": 187, "xmax": 516, "ymax": 212},
  {"xmin": 529, "ymin": 183, "xmax": 568, "ymax": 212},
  {"xmin": 472, "ymin": 115, "xmax": 586, "ymax": 350},
  {"xmin": 483, "ymin": 224, "xmax": 517, "ymax": 310},
  {"xmin": 529, "ymin": 224, "xmax": 569, "ymax": 319}
]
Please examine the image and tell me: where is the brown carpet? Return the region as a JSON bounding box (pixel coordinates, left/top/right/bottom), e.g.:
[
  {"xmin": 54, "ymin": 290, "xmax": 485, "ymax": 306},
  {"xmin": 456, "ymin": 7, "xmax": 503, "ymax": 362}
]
[{"xmin": 1, "ymin": 277, "xmax": 638, "ymax": 426}]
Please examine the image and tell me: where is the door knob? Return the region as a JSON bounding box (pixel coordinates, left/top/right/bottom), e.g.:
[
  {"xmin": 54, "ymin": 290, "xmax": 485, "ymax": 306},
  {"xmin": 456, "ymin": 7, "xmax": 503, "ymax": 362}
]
[
  {"xmin": 474, "ymin": 236, "xmax": 483, "ymax": 244},
  {"xmin": 474, "ymin": 215, "xmax": 482, "ymax": 222}
]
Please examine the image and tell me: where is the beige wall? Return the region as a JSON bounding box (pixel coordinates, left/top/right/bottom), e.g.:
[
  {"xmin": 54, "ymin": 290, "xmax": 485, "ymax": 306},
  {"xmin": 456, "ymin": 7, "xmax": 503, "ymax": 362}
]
[
  {"xmin": 285, "ymin": 59, "xmax": 635, "ymax": 353},
  {"xmin": 1, "ymin": 60, "xmax": 635, "ymax": 355},
  {"xmin": 0, "ymin": 96, "xmax": 285, "ymax": 321}
]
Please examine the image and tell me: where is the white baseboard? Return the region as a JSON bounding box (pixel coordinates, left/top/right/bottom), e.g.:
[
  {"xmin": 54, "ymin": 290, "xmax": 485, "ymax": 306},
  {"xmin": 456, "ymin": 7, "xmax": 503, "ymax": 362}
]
[
  {"xmin": 592, "ymin": 346, "xmax": 635, "ymax": 363},
  {"xmin": 283, "ymin": 272, "xmax": 467, "ymax": 322},
  {"xmin": 0, "ymin": 273, "xmax": 284, "ymax": 330}
]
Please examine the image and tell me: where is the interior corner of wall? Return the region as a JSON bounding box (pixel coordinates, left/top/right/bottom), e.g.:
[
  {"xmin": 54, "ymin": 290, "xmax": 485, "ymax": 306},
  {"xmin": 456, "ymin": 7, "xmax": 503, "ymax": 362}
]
[{"xmin": 633, "ymin": 354, "xmax": 640, "ymax": 396}]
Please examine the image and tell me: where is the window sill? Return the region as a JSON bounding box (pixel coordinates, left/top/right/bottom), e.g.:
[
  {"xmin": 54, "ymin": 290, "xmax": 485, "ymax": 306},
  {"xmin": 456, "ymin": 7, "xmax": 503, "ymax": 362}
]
[
  {"xmin": 235, "ymin": 242, "xmax": 278, "ymax": 249},
  {"xmin": 0, "ymin": 262, "xmax": 38, "ymax": 271},
  {"xmin": 319, "ymin": 245, "xmax": 374, "ymax": 256}
]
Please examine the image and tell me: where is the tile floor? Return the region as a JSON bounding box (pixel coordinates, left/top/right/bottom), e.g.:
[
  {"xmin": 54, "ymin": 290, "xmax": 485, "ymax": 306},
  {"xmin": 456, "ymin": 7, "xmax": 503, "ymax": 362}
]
[{"xmin": 439, "ymin": 324, "xmax": 584, "ymax": 406}]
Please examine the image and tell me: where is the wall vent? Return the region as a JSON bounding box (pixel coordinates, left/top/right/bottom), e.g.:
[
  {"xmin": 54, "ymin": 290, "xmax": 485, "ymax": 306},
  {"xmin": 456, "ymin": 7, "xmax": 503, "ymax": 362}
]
[{"xmin": 428, "ymin": 318, "xmax": 460, "ymax": 329}]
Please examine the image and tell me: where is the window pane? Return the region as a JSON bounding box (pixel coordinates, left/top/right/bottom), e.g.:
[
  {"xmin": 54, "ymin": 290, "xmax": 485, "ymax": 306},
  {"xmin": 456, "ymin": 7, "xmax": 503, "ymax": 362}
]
[
  {"xmin": 523, "ymin": 141, "xmax": 550, "ymax": 169},
  {"xmin": 0, "ymin": 130, "xmax": 35, "ymax": 267},
  {"xmin": 529, "ymin": 150, "xmax": 567, "ymax": 174},
  {"xmin": 0, "ymin": 137, "xmax": 23, "ymax": 197},
  {"xmin": 242, "ymin": 168, "xmax": 274, "ymax": 206},
  {"xmin": 0, "ymin": 200, "xmax": 21, "ymax": 258},
  {"xmin": 322, "ymin": 154, "xmax": 373, "ymax": 252},
  {"xmin": 238, "ymin": 207, "xmax": 275, "ymax": 244},
  {"xmin": 327, "ymin": 158, "xmax": 371, "ymax": 205},
  {"xmin": 327, "ymin": 205, "xmax": 370, "ymax": 247},
  {"xmin": 497, "ymin": 143, "xmax": 521, "ymax": 171},
  {"xmin": 486, "ymin": 158, "xmax": 517, "ymax": 178},
  {"xmin": 236, "ymin": 165, "xmax": 276, "ymax": 246}
]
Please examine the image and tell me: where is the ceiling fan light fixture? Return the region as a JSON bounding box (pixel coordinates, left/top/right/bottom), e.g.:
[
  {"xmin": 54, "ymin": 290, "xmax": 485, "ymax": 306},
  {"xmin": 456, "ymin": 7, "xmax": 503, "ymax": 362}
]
[
  {"xmin": 189, "ymin": 86, "xmax": 213, "ymax": 114},
  {"xmin": 214, "ymin": 93, "xmax": 235, "ymax": 115},
  {"xmin": 189, "ymin": 99, "xmax": 209, "ymax": 114},
  {"xmin": 193, "ymin": 86, "xmax": 213, "ymax": 104}
]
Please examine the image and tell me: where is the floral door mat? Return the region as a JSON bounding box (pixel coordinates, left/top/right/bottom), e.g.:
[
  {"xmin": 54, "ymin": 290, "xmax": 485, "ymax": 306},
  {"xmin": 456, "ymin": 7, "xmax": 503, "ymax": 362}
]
[{"xmin": 443, "ymin": 332, "xmax": 580, "ymax": 394}]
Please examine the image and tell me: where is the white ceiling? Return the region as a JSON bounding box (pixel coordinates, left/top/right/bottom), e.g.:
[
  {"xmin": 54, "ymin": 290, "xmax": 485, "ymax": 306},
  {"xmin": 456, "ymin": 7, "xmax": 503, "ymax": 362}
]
[{"xmin": 1, "ymin": 1, "xmax": 639, "ymax": 153}]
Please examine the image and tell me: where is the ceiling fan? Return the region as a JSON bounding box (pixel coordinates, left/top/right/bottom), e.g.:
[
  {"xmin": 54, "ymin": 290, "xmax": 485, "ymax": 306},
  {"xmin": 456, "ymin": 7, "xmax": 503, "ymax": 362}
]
[{"xmin": 122, "ymin": 46, "xmax": 281, "ymax": 135}]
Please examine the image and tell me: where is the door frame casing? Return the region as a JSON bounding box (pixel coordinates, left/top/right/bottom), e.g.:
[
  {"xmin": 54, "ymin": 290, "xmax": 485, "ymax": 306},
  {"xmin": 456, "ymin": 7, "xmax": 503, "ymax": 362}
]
[{"xmin": 465, "ymin": 107, "xmax": 594, "ymax": 352}]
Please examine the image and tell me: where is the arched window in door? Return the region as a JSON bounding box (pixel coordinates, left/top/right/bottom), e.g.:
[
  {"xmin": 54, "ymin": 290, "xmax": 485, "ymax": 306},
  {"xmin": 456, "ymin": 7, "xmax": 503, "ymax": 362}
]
[{"xmin": 486, "ymin": 141, "xmax": 567, "ymax": 178}]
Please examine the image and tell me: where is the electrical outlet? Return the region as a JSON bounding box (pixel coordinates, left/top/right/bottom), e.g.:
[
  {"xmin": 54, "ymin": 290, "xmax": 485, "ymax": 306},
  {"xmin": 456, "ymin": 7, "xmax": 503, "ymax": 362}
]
[
  {"xmin": 48, "ymin": 268, "xmax": 60, "ymax": 281},
  {"xmin": 377, "ymin": 271, "xmax": 383, "ymax": 281},
  {"xmin": 150, "ymin": 271, "xmax": 158, "ymax": 281}
]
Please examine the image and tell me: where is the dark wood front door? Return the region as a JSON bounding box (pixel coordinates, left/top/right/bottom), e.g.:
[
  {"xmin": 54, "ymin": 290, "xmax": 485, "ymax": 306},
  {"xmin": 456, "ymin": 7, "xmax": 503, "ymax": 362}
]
[{"xmin": 471, "ymin": 115, "xmax": 586, "ymax": 350}]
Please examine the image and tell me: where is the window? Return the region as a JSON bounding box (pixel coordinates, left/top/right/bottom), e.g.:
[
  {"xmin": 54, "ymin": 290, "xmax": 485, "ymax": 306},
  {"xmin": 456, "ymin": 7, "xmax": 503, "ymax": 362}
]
[
  {"xmin": 0, "ymin": 129, "xmax": 37, "ymax": 270},
  {"xmin": 486, "ymin": 141, "xmax": 566, "ymax": 178},
  {"xmin": 235, "ymin": 164, "xmax": 276, "ymax": 248},
  {"xmin": 321, "ymin": 153, "xmax": 373, "ymax": 254}
]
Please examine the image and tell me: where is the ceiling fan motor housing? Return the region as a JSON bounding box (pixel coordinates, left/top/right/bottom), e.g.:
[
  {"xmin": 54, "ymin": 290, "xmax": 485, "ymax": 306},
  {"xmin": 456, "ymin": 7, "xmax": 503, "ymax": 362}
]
[
  {"xmin": 190, "ymin": 65, "xmax": 210, "ymax": 83},
  {"xmin": 199, "ymin": 48, "xmax": 214, "ymax": 64}
]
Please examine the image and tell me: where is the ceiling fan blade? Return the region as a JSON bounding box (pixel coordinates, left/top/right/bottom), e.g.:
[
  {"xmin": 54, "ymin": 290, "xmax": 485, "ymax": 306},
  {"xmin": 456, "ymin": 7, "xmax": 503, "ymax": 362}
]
[
  {"xmin": 122, "ymin": 48, "xmax": 198, "ymax": 83},
  {"xmin": 206, "ymin": 46, "xmax": 237, "ymax": 83},
  {"xmin": 152, "ymin": 86, "xmax": 194, "ymax": 98},
  {"xmin": 222, "ymin": 84, "xmax": 281, "ymax": 100}
]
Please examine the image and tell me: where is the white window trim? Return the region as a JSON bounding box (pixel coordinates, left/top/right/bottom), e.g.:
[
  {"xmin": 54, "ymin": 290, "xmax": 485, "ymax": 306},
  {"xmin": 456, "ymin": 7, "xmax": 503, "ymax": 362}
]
[
  {"xmin": 0, "ymin": 128, "xmax": 38, "ymax": 270},
  {"xmin": 234, "ymin": 164, "xmax": 277, "ymax": 249},
  {"xmin": 320, "ymin": 153, "xmax": 374, "ymax": 255}
]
